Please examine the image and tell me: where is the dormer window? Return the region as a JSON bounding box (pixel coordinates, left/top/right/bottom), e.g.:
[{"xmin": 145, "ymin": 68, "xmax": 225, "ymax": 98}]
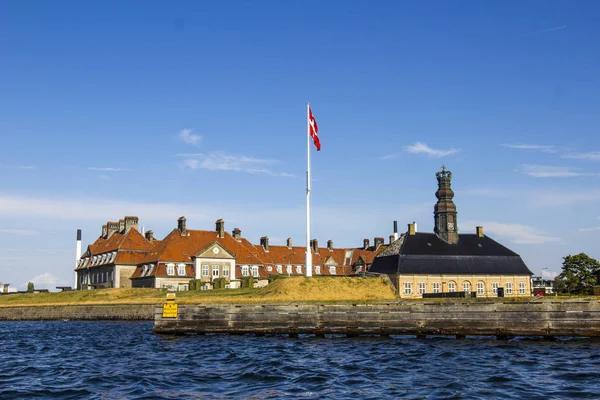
[
  {"xmin": 177, "ymin": 263, "xmax": 186, "ymax": 276},
  {"xmin": 329, "ymin": 266, "xmax": 336, "ymax": 275},
  {"xmin": 251, "ymin": 266, "xmax": 259, "ymax": 277},
  {"xmin": 166, "ymin": 263, "xmax": 175, "ymax": 276},
  {"xmin": 315, "ymin": 266, "xmax": 321, "ymax": 275},
  {"xmin": 295, "ymin": 265, "xmax": 302, "ymax": 274},
  {"xmin": 142, "ymin": 265, "xmax": 148, "ymax": 277},
  {"xmin": 242, "ymin": 266, "xmax": 249, "ymax": 276},
  {"xmin": 276, "ymin": 265, "xmax": 283, "ymax": 274}
]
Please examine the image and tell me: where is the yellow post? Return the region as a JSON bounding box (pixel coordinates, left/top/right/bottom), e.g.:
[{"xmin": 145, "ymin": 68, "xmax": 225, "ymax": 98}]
[{"xmin": 162, "ymin": 292, "xmax": 178, "ymax": 318}]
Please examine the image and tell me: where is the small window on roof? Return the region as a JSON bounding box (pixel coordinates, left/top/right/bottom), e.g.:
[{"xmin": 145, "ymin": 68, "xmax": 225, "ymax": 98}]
[
  {"xmin": 142, "ymin": 265, "xmax": 148, "ymax": 277},
  {"xmin": 148, "ymin": 264, "xmax": 155, "ymax": 275},
  {"xmin": 477, "ymin": 244, "xmax": 482, "ymax": 248},
  {"xmin": 427, "ymin": 243, "xmax": 432, "ymax": 247}
]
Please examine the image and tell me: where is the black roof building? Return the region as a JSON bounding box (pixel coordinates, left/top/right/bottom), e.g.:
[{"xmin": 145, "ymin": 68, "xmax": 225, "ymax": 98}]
[{"xmin": 369, "ymin": 166, "xmax": 533, "ymax": 277}]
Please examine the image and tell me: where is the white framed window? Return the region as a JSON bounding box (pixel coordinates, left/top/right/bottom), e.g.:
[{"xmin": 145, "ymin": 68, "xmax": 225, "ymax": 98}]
[
  {"xmin": 222, "ymin": 266, "xmax": 229, "ymax": 277},
  {"xmin": 286, "ymin": 265, "xmax": 292, "ymax": 274},
  {"xmin": 519, "ymin": 282, "xmax": 525, "ymax": 295},
  {"xmin": 177, "ymin": 263, "xmax": 186, "ymax": 276},
  {"xmin": 251, "ymin": 266, "xmax": 259, "ymax": 277},
  {"xmin": 276, "ymin": 265, "xmax": 283, "ymax": 274},
  {"xmin": 329, "ymin": 266, "xmax": 336, "ymax": 275},
  {"xmin": 315, "ymin": 266, "xmax": 321, "ymax": 275},
  {"xmin": 506, "ymin": 282, "xmax": 513, "ymax": 295},
  {"xmin": 267, "ymin": 266, "xmax": 273, "ymax": 272},
  {"xmin": 296, "ymin": 265, "xmax": 302, "ymax": 274},
  {"xmin": 202, "ymin": 265, "xmax": 209, "ymax": 276},
  {"xmin": 166, "ymin": 263, "xmax": 175, "ymax": 276},
  {"xmin": 148, "ymin": 264, "xmax": 154, "ymax": 275},
  {"xmin": 463, "ymin": 281, "xmax": 471, "ymax": 293},
  {"xmin": 432, "ymin": 282, "xmax": 440, "ymax": 293},
  {"xmin": 142, "ymin": 265, "xmax": 148, "ymax": 277},
  {"xmin": 477, "ymin": 282, "xmax": 485, "ymax": 296},
  {"xmin": 404, "ymin": 282, "xmax": 412, "ymax": 295},
  {"xmin": 242, "ymin": 266, "xmax": 249, "ymax": 276},
  {"xmin": 492, "ymin": 282, "xmax": 499, "ymax": 295},
  {"xmin": 419, "ymin": 282, "xmax": 426, "ymax": 295},
  {"xmin": 212, "ymin": 265, "xmax": 219, "ymax": 277},
  {"xmin": 448, "ymin": 282, "xmax": 456, "ymax": 292}
]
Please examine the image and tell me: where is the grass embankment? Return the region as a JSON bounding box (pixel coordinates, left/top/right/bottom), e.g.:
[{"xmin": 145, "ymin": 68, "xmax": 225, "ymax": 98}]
[{"xmin": 0, "ymin": 276, "xmax": 398, "ymax": 306}]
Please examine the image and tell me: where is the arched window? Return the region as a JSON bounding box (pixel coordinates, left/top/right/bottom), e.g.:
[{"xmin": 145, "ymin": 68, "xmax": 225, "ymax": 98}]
[
  {"xmin": 492, "ymin": 282, "xmax": 499, "ymax": 295},
  {"xmin": 286, "ymin": 265, "xmax": 292, "ymax": 274},
  {"xmin": 276, "ymin": 265, "xmax": 283, "ymax": 274},
  {"xmin": 477, "ymin": 281, "xmax": 485, "ymax": 296},
  {"xmin": 166, "ymin": 263, "xmax": 175, "ymax": 276},
  {"xmin": 177, "ymin": 263, "xmax": 186, "ymax": 276},
  {"xmin": 448, "ymin": 281, "xmax": 456, "ymax": 292},
  {"xmin": 241, "ymin": 265, "xmax": 249, "ymax": 276},
  {"xmin": 463, "ymin": 281, "xmax": 471, "ymax": 293},
  {"xmin": 295, "ymin": 265, "xmax": 302, "ymax": 274},
  {"xmin": 251, "ymin": 266, "xmax": 259, "ymax": 277}
]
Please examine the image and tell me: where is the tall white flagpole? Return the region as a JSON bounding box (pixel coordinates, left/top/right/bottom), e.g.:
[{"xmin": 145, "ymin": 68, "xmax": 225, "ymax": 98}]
[{"xmin": 306, "ymin": 102, "xmax": 313, "ymax": 277}]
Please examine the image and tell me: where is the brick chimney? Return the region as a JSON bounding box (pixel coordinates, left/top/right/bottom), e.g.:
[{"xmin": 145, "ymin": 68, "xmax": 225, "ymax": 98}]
[
  {"xmin": 260, "ymin": 236, "xmax": 269, "ymax": 252},
  {"xmin": 232, "ymin": 228, "xmax": 241, "ymax": 240},
  {"xmin": 311, "ymin": 239, "xmax": 319, "ymax": 254},
  {"xmin": 107, "ymin": 221, "xmax": 119, "ymax": 237},
  {"xmin": 102, "ymin": 224, "xmax": 108, "ymax": 238},
  {"xmin": 363, "ymin": 238, "xmax": 370, "ymax": 250},
  {"xmin": 119, "ymin": 219, "xmax": 125, "ymax": 233},
  {"xmin": 389, "ymin": 234, "xmax": 395, "ymax": 244},
  {"xmin": 374, "ymin": 237, "xmax": 384, "ymax": 250},
  {"xmin": 178, "ymin": 216, "xmax": 187, "ymax": 235},
  {"xmin": 476, "ymin": 226, "xmax": 484, "ymax": 237},
  {"xmin": 145, "ymin": 230, "xmax": 154, "ymax": 243},
  {"xmin": 287, "ymin": 238, "xmax": 292, "ymax": 249},
  {"xmin": 327, "ymin": 240, "xmax": 333, "ymax": 251},
  {"xmin": 216, "ymin": 219, "xmax": 224, "ymax": 238},
  {"xmin": 124, "ymin": 216, "xmax": 139, "ymax": 232}
]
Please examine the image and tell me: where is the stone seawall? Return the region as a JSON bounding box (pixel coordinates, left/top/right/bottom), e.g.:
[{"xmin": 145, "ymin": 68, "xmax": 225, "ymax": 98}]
[
  {"xmin": 0, "ymin": 304, "xmax": 155, "ymax": 321},
  {"xmin": 153, "ymin": 299, "xmax": 600, "ymax": 337}
]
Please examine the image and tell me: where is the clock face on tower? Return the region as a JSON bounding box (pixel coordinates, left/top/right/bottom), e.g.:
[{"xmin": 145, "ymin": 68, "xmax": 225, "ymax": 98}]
[{"xmin": 447, "ymin": 222, "xmax": 454, "ymax": 231}]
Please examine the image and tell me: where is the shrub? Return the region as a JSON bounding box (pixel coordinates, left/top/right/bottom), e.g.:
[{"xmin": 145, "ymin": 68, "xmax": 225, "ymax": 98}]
[
  {"xmin": 213, "ymin": 278, "xmax": 227, "ymax": 289},
  {"xmin": 240, "ymin": 276, "xmax": 256, "ymax": 289},
  {"xmin": 27, "ymin": 282, "xmax": 34, "ymax": 293}
]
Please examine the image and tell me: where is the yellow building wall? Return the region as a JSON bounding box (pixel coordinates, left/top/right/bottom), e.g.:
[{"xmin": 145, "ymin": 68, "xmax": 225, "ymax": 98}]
[{"xmin": 397, "ymin": 274, "xmax": 532, "ymax": 298}]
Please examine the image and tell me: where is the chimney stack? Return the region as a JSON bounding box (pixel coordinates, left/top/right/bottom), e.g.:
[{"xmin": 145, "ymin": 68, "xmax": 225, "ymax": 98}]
[
  {"xmin": 145, "ymin": 230, "xmax": 154, "ymax": 242},
  {"xmin": 287, "ymin": 238, "xmax": 293, "ymax": 249},
  {"xmin": 260, "ymin": 236, "xmax": 269, "ymax": 252},
  {"xmin": 374, "ymin": 237, "xmax": 384, "ymax": 250},
  {"xmin": 476, "ymin": 226, "xmax": 484, "ymax": 238},
  {"xmin": 215, "ymin": 219, "xmax": 224, "ymax": 238},
  {"xmin": 102, "ymin": 224, "xmax": 108, "ymax": 238},
  {"xmin": 389, "ymin": 234, "xmax": 395, "ymax": 244},
  {"xmin": 363, "ymin": 238, "xmax": 370, "ymax": 250},
  {"xmin": 178, "ymin": 216, "xmax": 187, "ymax": 235},
  {"xmin": 124, "ymin": 216, "xmax": 139, "ymax": 232},
  {"xmin": 107, "ymin": 221, "xmax": 119, "ymax": 237},
  {"xmin": 232, "ymin": 228, "xmax": 241, "ymax": 240},
  {"xmin": 393, "ymin": 220, "xmax": 398, "ymax": 240},
  {"xmin": 311, "ymin": 239, "xmax": 319, "ymax": 254},
  {"xmin": 413, "ymin": 221, "xmax": 418, "ymax": 233},
  {"xmin": 327, "ymin": 240, "xmax": 333, "ymax": 251},
  {"xmin": 119, "ymin": 219, "xmax": 125, "ymax": 233},
  {"xmin": 408, "ymin": 223, "xmax": 416, "ymax": 236},
  {"xmin": 75, "ymin": 229, "xmax": 82, "ymax": 289}
]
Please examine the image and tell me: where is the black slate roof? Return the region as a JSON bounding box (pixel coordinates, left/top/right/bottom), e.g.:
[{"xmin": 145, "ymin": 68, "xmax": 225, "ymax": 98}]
[{"xmin": 369, "ymin": 233, "xmax": 532, "ymax": 276}]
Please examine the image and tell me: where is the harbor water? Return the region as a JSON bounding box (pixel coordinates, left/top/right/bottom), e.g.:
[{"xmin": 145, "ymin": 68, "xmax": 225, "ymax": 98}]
[{"xmin": 1, "ymin": 321, "xmax": 600, "ymax": 399}]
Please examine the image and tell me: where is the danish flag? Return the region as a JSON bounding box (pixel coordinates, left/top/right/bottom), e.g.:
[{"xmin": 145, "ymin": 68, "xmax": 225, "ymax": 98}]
[{"xmin": 309, "ymin": 106, "xmax": 320, "ymax": 151}]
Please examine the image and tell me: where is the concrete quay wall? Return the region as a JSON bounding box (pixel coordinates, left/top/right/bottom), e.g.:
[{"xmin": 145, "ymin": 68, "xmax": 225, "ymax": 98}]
[
  {"xmin": 0, "ymin": 304, "xmax": 155, "ymax": 321},
  {"xmin": 153, "ymin": 299, "xmax": 600, "ymax": 337}
]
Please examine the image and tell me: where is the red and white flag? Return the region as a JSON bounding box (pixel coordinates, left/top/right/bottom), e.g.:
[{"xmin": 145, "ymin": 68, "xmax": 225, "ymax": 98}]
[{"xmin": 309, "ymin": 106, "xmax": 320, "ymax": 151}]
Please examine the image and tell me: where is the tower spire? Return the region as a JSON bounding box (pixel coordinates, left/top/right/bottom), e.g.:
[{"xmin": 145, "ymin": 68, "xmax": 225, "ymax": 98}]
[{"xmin": 434, "ymin": 166, "xmax": 458, "ymax": 244}]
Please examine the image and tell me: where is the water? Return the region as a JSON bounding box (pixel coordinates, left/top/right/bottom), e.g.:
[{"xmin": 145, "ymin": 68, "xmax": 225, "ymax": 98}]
[{"xmin": 1, "ymin": 322, "xmax": 600, "ymax": 399}]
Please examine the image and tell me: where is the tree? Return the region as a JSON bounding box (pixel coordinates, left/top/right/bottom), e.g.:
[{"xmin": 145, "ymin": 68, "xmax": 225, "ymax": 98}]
[
  {"xmin": 553, "ymin": 277, "xmax": 567, "ymax": 294},
  {"xmin": 27, "ymin": 282, "xmax": 34, "ymax": 293},
  {"xmin": 559, "ymin": 253, "xmax": 600, "ymax": 295}
]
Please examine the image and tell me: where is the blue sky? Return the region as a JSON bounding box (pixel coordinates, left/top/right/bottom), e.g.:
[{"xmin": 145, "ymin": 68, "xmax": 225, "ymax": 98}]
[{"xmin": 1, "ymin": 1, "xmax": 600, "ymax": 289}]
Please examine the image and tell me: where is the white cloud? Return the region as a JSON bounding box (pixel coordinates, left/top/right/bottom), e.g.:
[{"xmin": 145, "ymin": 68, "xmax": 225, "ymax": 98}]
[
  {"xmin": 541, "ymin": 270, "xmax": 559, "ymax": 279},
  {"xmin": 501, "ymin": 143, "xmax": 558, "ymax": 153},
  {"xmin": 463, "ymin": 220, "xmax": 562, "ymax": 245},
  {"xmin": 180, "ymin": 152, "xmax": 294, "ymax": 177},
  {"xmin": 520, "ymin": 164, "xmax": 592, "ymax": 178},
  {"xmin": 578, "ymin": 227, "xmax": 600, "ymax": 233},
  {"xmin": 380, "ymin": 154, "xmax": 398, "ymax": 161},
  {"xmin": 562, "ymin": 152, "xmax": 600, "ymax": 161},
  {"xmin": 0, "ymin": 229, "xmax": 38, "ymax": 235},
  {"xmin": 404, "ymin": 142, "xmax": 459, "ymax": 158},
  {"xmin": 88, "ymin": 167, "xmax": 129, "ymax": 172},
  {"xmin": 178, "ymin": 128, "xmax": 201, "ymax": 146},
  {"xmin": 22, "ymin": 272, "xmax": 61, "ymax": 290}
]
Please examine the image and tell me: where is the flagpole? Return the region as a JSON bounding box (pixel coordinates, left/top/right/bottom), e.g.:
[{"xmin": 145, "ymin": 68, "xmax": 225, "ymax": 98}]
[{"xmin": 306, "ymin": 102, "xmax": 313, "ymax": 277}]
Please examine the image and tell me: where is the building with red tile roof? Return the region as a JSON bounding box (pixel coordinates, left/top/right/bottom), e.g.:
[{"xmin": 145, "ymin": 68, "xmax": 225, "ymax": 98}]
[{"xmin": 76, "ymin": 215, "xmax": 393, "ymax": 291}]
